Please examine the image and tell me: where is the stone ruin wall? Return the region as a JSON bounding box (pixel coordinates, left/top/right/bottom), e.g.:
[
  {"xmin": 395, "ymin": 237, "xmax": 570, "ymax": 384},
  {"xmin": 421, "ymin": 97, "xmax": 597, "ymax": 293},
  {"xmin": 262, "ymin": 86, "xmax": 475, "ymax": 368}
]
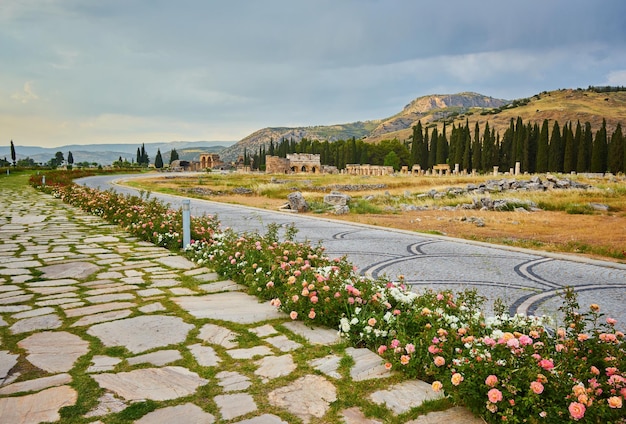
[
  {"xmin": 266, "ymin": 154, "xmax": 322, "ymax": 174},
  {"xmin": 345, "ymin": 164, "xmax": 394, "ymax": 176}
]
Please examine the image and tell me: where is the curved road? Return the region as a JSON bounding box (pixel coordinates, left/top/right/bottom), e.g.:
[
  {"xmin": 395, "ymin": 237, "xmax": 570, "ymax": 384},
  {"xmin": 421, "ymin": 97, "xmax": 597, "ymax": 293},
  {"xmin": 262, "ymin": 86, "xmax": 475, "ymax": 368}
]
[{"xmin": 78, "ymin": 174, "xmax": 626, "ymax": 328}]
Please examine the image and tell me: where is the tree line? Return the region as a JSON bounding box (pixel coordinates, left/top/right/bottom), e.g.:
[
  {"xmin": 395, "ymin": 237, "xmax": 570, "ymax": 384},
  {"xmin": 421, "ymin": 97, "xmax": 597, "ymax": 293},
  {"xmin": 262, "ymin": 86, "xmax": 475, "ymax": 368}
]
[{"xmin": 243, "ymin": 117, "xmax": 625, "ymax": 174}]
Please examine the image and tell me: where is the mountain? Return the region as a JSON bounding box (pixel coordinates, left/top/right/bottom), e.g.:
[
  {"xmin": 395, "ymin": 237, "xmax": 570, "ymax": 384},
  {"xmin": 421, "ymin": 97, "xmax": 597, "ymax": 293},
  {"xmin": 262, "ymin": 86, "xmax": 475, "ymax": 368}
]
[
  {"xmin": 219, "ymin": 92, "xmax": 509, "ymax": 161},
  {"xmin": 0, "ymin": 140, "xmax": 235, "ymax": 166}
]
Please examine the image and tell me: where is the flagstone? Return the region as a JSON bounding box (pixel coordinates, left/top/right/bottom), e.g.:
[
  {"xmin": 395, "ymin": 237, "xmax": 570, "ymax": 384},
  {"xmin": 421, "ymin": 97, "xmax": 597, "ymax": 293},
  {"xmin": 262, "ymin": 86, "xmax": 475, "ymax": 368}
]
[
  {"xmin": 10, "ymin": 314, "xmax": 63, "ymax": 334},
  {"xmin": 91, "ymin": 366, "xmax": 208, "ymax": 401},
  {"xmin": 84, "ymin": 392, "xmax": 128, "ymax": 417},
  {"xmin": 0, "ymin": 289, "xmax": 25, "ymax": 299},
  {"xmin": 199, "ymin": 280, "xmax": 246, "ymax": 293},
  {"xmin": 122, "ymin": 276, "xmax": 145, "ymax": 285},
  {"xmin": 0, "ymin": 373, "xmax": 72, "ymax": 395},
  {"xmin": 64, "ymin": 301, "xmax": 136, "ymax": 318},
  {"xmin": 340, "ymin": 407, "xmax": 384, "ymax": 424},
  {"xmin": 150, "ymin": 278, "xmax": 180, "ymax": 287},
  {"xmin": 250, "ymin": 324, "xmax": 278, "ymax": 338},
  {"xmin": 235, "ymin": 415, "xmax": 289, "ymax": 424},
  {"xmin": 282, "ymin": 321, "xmax": 342, "ymax": 345},
  {"xmin": 370, "ymin": 380, "xmax": 443, "ymax": 415},
  {"xmin": 71, "ymin": 309, "xmax": 133, "ymax": 327},
  {"xmin": 87, "ymin": 355, "xmax": 123, "ymax": 373},
  {"xmin": 188, "ymin": 344, "xmax": 221, "ymax": 367},
  {"xmin": 27, "ymin": 278, "xmax": 79, "ymax": 287},
  {"xmin": 156, "ymin": 255, "xmax": 197, "ymax": 269},
  {"xmin": 78, "ymin": 247, "xmax": 111, "ymax": 254},
  {"xmin": 38, "ymin": 261, "xmax": 100, "ymax": 279},
  {"xmin": 168, "ymin": 287, "xmax": 196, "ymax": 295},
  {"xmin": 0, "ymin": 351, "xmax": 19, "ymax": 382},
  {"xmin": 0, "ymin": 285, "xmax": 20, "ymax": 292},
  {"xmin": 11, "ymin": 215, "xmax": 46, "ymax": 224},
  {"xmin": 29, "ymin": 285, "xmax": 77, "ymax": 295},
  {"xmin": 346, "ymin": 347, "xmax": 393, "ymax": 381},
  {"xmin": 84, "ymin": 236, "xmax": 119, "ymax": 243},
  {"xmin": 127, "ymin": 349, "xmax": 182, "ymax": 366},
  {"xmin": 124, "ymin": 269, "xmax": 144, "ymax": 277},
  {"xmin": 0, "ymin": 293, "xmax": 34, "ymax": 305},
  {"xmin": 84, "ymin": 284, "xmax": 140, "ymax": 295},
  {"xmin": 227, "ymin": 346, "xmax": 273, "ymax": 360},
  {"xmin": 136, "ymin": 288, "xmax": 163, "ymax": 297},
  {"xmin": 138, "ymin": 302, "xmax": 167, "ymax": 313},
  {"xmin": 96, "ymin": 271, "xmax": 124, "ymax": 279},
  {"xmin": 85, "ymin": 293, "xmax": 135, "ymax": 304},
  {"xmin": 405, "ymin": 406, "xmax": 485, "ymax": 424},
  {"xmin": 309, "ymin": 354, "xmax": 342, "ymax": 379},
  {"xmin": 87, "ymin": 315, "xmax": 193, "ymax": 354},
  {"xmin": 134, "ymin": 403, "xmax": 215, "ymax": 424},
  {"xmin": 18, "ymin": 331, "xmax": 89, "ymax": 373},
  {"xmin": 198, "ymin": 323, "xmax": 239, "ymax": 348},
  {"xmin": 0, "ymin": 305, "xmax": 31, "ymax": 313},
  {"xmin": 173, "ymin": 292, "xmax": 283, "ymax": 323},
  {"xmin": 58, "ymin": 301, "xmax": 85, "ymax": 309},
  {"xmin": 2, "ymin": 260, "xmax": 41, "ymax": 268},
  {"xmin": 254, "ymin": 354, "xmax": 297, "ymax": 382},
  {"xmin": 268, "ymin": 375, "xmax": 337, "ymax": 423},
  {"xmin": 12, "ymin": 307, "xmax": 56, "ymax": 319},
  {"xmin": 215, "ymin": 393, "xmax": 257, "ymax": 420},
  {"xmin": 264, "ymin": 335, "xmax": 302, "ymax": 352},
  {"xmin": 192, "ymin": 272, "xmax": 221, "ymax": 281},
  {"xmin": 0, "ymin": 385, "xmax": 77, "ymax": 424},
  {"xmin": 216, "ymin": 371, "xmax": 251, "ymax": 392},
  {"xmin": 0, "ymin": 268, "xmax": 30, "ymax": 276}
]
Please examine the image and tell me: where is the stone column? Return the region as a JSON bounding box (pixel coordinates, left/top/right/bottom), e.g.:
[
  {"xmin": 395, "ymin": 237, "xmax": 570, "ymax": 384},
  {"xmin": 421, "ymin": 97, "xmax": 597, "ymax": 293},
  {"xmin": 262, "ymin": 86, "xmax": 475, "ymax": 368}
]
[
  {"xmin": 515, "ymin": 162, "xmax": 521, "ymax": 176},
  {"xmin": 493, "ymin": 166, "xmax": 499, "ymax": 176}
]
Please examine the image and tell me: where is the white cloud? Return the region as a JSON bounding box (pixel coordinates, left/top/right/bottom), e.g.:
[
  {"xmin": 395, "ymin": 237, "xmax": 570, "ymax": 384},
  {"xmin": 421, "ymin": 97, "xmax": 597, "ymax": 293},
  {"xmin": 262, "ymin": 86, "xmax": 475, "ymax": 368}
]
[
  {"xmin": 607, "ymin": 70, "xmax": 626, "ymax": 86},
  {"xmin": 11, "ymin": 81, "xmax": 39, "ymax": 103}
]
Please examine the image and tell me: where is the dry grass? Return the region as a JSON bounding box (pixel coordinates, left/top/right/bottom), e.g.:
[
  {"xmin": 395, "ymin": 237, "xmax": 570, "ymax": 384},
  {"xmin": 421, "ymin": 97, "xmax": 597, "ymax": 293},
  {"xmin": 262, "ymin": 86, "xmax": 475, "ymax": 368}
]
[{"xmin": 128, "ymin": 172, "xmax": 626, "ymax": 263}]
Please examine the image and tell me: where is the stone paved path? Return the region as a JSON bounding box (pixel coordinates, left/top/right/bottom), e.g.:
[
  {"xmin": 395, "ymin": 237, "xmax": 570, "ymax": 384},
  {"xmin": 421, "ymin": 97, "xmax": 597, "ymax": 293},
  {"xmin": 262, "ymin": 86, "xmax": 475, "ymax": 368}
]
[{"xmin": 0, "ymin": 186, "xmax": 485, "ymax": 423}]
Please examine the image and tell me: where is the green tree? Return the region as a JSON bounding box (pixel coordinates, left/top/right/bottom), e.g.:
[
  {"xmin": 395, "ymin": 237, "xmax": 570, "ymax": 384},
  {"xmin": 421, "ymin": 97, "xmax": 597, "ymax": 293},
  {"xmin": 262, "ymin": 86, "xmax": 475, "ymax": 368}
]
[
  {"xmin": 17, "ymin": 157, "xmax": 36, "ymax": 167},
  {"xmin": 471, "ymin": 122, "xmax": 481, "ymax": 172},
  {"xmin": 590, "ymin": 119, "xmax": 608, "ymax": 173},
  {"xmin": 67, "ymin": 151, "xmax": 74, "ymax": 165},
  {"xmin": 436, "ymin": 123, "xmax": 449, "ymax": 165},
  {"xmin": 548, "ymin": 121, "xmax": 563, "ymax": 172},
  {"xmin": 562, "ymin": 122, "xmax": 576, "ymax": 173},
  {"xmin": 535, "ymin": 120, "xmax": 549, "ymax": 173},
  {"xmin": 154, "ymin": 149, "xmax": 164, "ymax": 169},
  {"xmin": 383, "ymin": 150, "xmax": 400, "ymax": 171},
  {"xmin": 169, "ymin": 149, "xmax": 179, "ymax": 164},
  {"xmin": 10, "ymin": 140, "xmax": 16, "ymax": 166},
  {"xmin": 428, "ymin": 128, "xmax": 438, "ymax": 169},
  {"xmin": 607, "ymin": 123, "xmax": 624, "ymax": 173}
]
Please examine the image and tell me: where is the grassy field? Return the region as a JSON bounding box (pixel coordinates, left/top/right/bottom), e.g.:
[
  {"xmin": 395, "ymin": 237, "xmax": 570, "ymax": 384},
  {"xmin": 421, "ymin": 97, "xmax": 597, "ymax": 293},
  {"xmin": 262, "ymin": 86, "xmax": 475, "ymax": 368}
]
[{"xmin": 125, "ymin": 171, "xmax": 626, "ymax": 263}]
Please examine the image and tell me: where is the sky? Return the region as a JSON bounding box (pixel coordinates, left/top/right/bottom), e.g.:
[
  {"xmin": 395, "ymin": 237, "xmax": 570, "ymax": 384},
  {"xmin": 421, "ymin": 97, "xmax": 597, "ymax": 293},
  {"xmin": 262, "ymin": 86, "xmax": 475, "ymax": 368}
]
[{"xmin": 2, "ymin": 0, "xmax": 626, "ymax": 148}]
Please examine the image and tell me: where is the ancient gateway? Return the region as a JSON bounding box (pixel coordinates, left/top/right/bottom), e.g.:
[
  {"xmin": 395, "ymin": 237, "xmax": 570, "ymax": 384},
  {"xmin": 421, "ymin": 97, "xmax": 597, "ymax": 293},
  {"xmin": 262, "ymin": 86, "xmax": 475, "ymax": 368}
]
[{"xmin": 266, "ymin": 154, "xmax": 322, "ymax": 174}]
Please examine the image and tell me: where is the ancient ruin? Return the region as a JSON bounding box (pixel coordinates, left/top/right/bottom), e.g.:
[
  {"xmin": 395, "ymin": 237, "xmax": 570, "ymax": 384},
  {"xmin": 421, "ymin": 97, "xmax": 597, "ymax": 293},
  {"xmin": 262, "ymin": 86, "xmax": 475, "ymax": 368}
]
[
  {"xmin": 345, "ymin": 164, "xmax": 394, "ymax": 176},
  {"xmin": 266, "ymin": 154, "xmax": 322, "ymax": 174}
]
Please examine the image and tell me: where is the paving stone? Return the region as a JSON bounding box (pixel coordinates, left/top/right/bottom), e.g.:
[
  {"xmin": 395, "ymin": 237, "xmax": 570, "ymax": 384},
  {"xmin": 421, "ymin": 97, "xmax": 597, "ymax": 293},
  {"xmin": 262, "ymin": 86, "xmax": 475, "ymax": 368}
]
[
  {"xmin": 0, "ymin": 351, "xmax": 19, "ymax": 382},
  {"xmin": 84, "ymin": 392, "xmax": 128, "ymax": 417},
  {"xmin": 250, "ymin": 324, "xmax": 278, "ymax": 338},
  {"xmin": 192, "ymin": 272, "xmax": 221, "ymax": 282},
  {"xmin": 0, "ymin": 285, "xmax": 20, "ymax": 292},
  {"xmin": 268, "ymin": 374, "xmax": 337, "ymax": 423},
  {"xmin": 136, "ymin": 288, "xmax": 164, "ymax": 297},
  {"xmin": 96, "ymin": 271, "xmax": 124, "ymax": 279},
  {"xmin": 2, "ymin": 260, "xmax": 41, "ymax": 268},
  {"xmin": 138, "ymin": 302, "xmax": 167, "ymax": 313},
  {"xmin": 78, "ymin": 247, "xmax": 110, "ymax": 254},
  {"xmin": 156, "ymin": 255, "xmax": 197, "ymax": 269},
  {"xmin": 0, "ymin": 268, "xmax": 30, "ymax": 276},
  {"xmin": 27, "ymin": 278, "xmax": 79, "ymax": 287},
  {"xmin": 0, "ymin": 385, "xmax": 77, "ymax": 423},
  {"xmin": 149, "ymin": 278, "xmax": 180, "ymax": 287},
  {"xmin": 84, "ymin": 284, "xmax": 139, "ymax": 295},
  {"xmin": 122, "ymin": 276, "xmax": 146, "ymax": 285},
  {"xmin": 18, "ymin": 331, "xmax": 90, "ymax": 373},
  {"xmin": 405, "ymin": 406, "xmax": 485, "ymax": 424},
  {"xmin": 87, "ymin": 315, "xmax": 193, "ymax": 354},
  {"xmin": 64, "ymin": 301, "xmax": 136, "ymax": 317},
  {"xmin": 197, "ymin": 323, "xmax": 239, "ymax": 348},
  {"xmin": 0, "ymin": 373, "xmax": 72, "ymax": 395},
  {"xmin": 125, "ymin": 269, "xmax": 144, "ymax": 277},
  {"xmin": 10, "ymin": 215, "xmax": 46, "ymax": 224},
  {"xmin": 254, "ymin": 354, "xmax": 297, "ymax": 382},
  {"xmin": 169, "ymin": 287, "xmax": 196, "ymax": 295},
  {"xmin": 11, "ymin": 307, "xmax": 56, "ymax": 319},
  {"xmin": 85, "ymin": 292, "xmax": 136, "ymax": 303},
  {"xmin": 198, "ymin": 280, "xmax": 246, "ymax": 292},
  {"xmin": 8, "ymin": 274, "xmax": 33, "ymax": 283},
  {"xmin": 87, "ymin": 355, "xmax": 123, "ymax": 373},
  {"xmin": 91, "ymin": 366, "xmax": 208, "ymax": 401},
  {"xmin": 185, "ymin": 344, "xmax": 220, "ymax": 369},
  {"xmin": 309, "ymin": 354, "xmax": 342, "ymax": 379},
  {"xmin": 38, "ymin": 261, "xmax": 100, "ymax": 279},
  {"xmin": 29, "ymin": 285, "xmax": 77, "ymax": 295},
  {"xmin": 340, "ymin": 407, "xmax": 384, "ymax": 424},
  {"xmin": 370, "ymin": 380, "xmax": 443, "ymax": 415},
  {"xmin": 264, "ymin": 334, "xmax": 302, "ymax": 352},
  {"xmin": 216, "ymin": 371, "xmax": 251, "ymax": 392},
  {"xmin": 234, "ymin": 415, "xmax": 289, "ymax": 424},
  {"xmin": 0, "ymin": 316, "xmax": 5, "ymax": 326},
  {"xmin": 134, "ymin": 403, "xmax": 215, "ymax": 424},
  {"xmin": 0, "ymin": 305, "xmax": 31, "ymax": 313},
  {"xmin": 173, "ymin": 292, "xmax": 283, "ymax": 323},
  {"xmin": 346, "ymin": 347, "xmax": 393, "ymax": 381},
  {"xmin": 184, "ymin": 268, "xmax": 215, "ymax": 277},
  {"xmin": 10, "ymin": 313, "xmax": 63, "ymax": 334},
  {"xmin": 282, "ymin": 321, "xmax": 342, "ymax": 345},
  {"xmin": 127, "ymin": 349, "xmax": 182, "ymax": 366},
  {"xmin": 215, "ymin": 393, "xmax": 257, "ymax": 420},
  {"xmin": 58, "ymin": 301, "xmax": 86, "ymax": 309},
  {"xmin": 84, "ymin": 235, "xmax": 120, "ymax": 244},
  {"xmin": 227, "ymin": 346, "xmax": 273, "ymax": 359},
  {"xmin": 0, "ymin": 293, "xmax": 34, "ymax": 305}
]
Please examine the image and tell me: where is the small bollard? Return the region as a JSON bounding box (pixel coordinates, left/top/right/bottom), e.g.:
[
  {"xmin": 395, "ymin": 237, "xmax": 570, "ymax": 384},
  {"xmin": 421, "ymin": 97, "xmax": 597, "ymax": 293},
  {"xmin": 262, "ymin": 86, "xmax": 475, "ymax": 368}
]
[
  {"xmin": 42, "ymin": 175, "xmax": 46, "ymax": 186},
  {"xmin": 182, "ymin": 199, "xmax": 191, "ymax": 248}
]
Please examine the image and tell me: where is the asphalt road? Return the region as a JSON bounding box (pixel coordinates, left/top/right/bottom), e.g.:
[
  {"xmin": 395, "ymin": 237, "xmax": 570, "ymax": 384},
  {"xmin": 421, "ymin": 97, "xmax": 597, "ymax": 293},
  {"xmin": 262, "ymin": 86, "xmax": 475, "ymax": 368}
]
[{"xmin": 77, "ymin": 174, "xmax": 626, "ymax": 329}]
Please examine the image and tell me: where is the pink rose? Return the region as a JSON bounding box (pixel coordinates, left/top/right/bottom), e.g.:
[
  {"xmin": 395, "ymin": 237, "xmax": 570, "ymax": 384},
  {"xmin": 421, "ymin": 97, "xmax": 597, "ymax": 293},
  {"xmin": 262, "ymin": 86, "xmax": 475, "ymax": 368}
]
[
  {"xmin": 431, "ymin": 381, "xmax": 443, "ymax": 392},
  {"xmin": 289, "ymin": 311, "xmax": 298, "ymax": 320},
  {"xmin": 451, "ymin": 373, "xmax": 463, "ymax": 386},
  {"xmin": 607, "ymin": 396, "xmax": 622, "ymax": 409},
  {"xmin": 434, "ymin": 356, "xmax": 445, "ymax": 367},
  {"xmin": 487, "ymin": 388, "xmax": 503, "ymax": 403},
  {"xmin": 539, "ymin": 359, "xmax": 554, "ymax": 370},
  {"xmin": 568, "ymin": 402, "xmax": 586, "ymax": 420},
  {"xmin": 485, "ymin": 375, "xmax": 498, "ymax": 387},
  {"xmin": 530, "ymin": 381, "xmax": 544, "ymax": 394}
]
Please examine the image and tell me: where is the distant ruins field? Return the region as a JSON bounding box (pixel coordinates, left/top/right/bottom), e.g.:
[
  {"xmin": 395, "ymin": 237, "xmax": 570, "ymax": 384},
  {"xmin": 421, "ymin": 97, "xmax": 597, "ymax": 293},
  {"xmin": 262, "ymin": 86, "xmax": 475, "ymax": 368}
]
[{"xmin": 127, "ymin": 172, "xmax": 626, "ymax": 263}]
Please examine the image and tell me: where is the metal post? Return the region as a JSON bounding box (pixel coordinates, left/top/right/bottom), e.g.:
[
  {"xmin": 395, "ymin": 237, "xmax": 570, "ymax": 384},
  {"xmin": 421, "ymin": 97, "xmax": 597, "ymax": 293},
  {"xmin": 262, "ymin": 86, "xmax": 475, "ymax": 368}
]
[{"xmin": 182, "ymin": 199, "xmax": 191, "ymax": 248}]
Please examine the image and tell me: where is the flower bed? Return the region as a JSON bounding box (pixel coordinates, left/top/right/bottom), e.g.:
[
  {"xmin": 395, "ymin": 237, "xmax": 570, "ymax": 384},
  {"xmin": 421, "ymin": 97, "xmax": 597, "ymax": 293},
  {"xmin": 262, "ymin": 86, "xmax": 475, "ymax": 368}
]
[{"xmin": 31, "ymin": 171, "xmax": 625, "ymax": 423}]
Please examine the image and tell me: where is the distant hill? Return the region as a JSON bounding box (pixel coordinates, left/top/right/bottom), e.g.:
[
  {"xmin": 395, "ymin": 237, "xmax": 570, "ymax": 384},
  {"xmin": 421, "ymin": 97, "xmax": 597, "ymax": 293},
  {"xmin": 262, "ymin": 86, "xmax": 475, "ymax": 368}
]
[
  {"xmin": 0, "ymin": 140, "xmax": 235, "ymax": 166},
  {"xmin": 220, "ymin": 89, "xmax": 626, "ymax": 162}
]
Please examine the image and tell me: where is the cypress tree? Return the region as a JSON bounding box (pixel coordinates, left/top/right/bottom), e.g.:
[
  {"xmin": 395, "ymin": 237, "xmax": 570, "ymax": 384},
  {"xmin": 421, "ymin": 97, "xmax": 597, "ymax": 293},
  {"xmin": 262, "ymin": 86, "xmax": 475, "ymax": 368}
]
[
  {"xmin": 471, "ymin": 122, "xmax": 481, "ymax": 172},
  {"xmin": 574, "ymin": 121, "xmax": 585, "ymax": 172},
  {"xmin": 548, "ymin": 121, "xmax": 562, "ymax": 172},
  {"xmin": 462, "ymin": 121, "xmax": 471, "ymax": 172},
  {"xmin": 154, "ymin": 149, "xmax": 163, "ymax": 168},
  {"xmin": 268, "ymin": 139, "xmax": 275, "ymax": 156},
  {"xmin": 411, "ymin": 121, "xmax": 423, "ymax": 167},
  {"xmin": 562, "ymin": 122, "xmax": 577, "ymax": 173},
  {"xmin": 10, "ymin": 140, "xmax": 16, "ymax": 166},
  {"xmin": 481, "ymin": 122, "xmax": 492, "ymax": 172},
  {"xmin": 169, "ymin": 149, "xmax": 179, "ymax": 164},
  {"xmin": 436, "ymin": 123, "xmax": 448, "ymax": 165},
  {"xmin": 67, "ymin": 151, "xmax": 74, "ymax": 166},
  {"xmin": 428, "ymin": 127, "xmax": 438, "ymax": 169},
  {"xmin": 136, "ymin": 147, "xmax": 141, "ymax": 164},
  {"xmin": 590, "ymin": 119, "xmax": 608, "ymax": 172},
  {"xmin": 536, "ymin": 120, "xmax": 549, "ymax": 173},
  {"xmin": 607, "ymin": 123, "xmax": 624, "ymax": 173}
]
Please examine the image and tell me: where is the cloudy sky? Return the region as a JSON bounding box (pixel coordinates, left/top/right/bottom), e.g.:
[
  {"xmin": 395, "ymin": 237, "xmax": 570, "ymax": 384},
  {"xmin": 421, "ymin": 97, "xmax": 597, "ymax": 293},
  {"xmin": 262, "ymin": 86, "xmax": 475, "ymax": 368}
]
[{"xmin": 2, "ymin": 0, "xmax": 625, "ymax": 147}]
